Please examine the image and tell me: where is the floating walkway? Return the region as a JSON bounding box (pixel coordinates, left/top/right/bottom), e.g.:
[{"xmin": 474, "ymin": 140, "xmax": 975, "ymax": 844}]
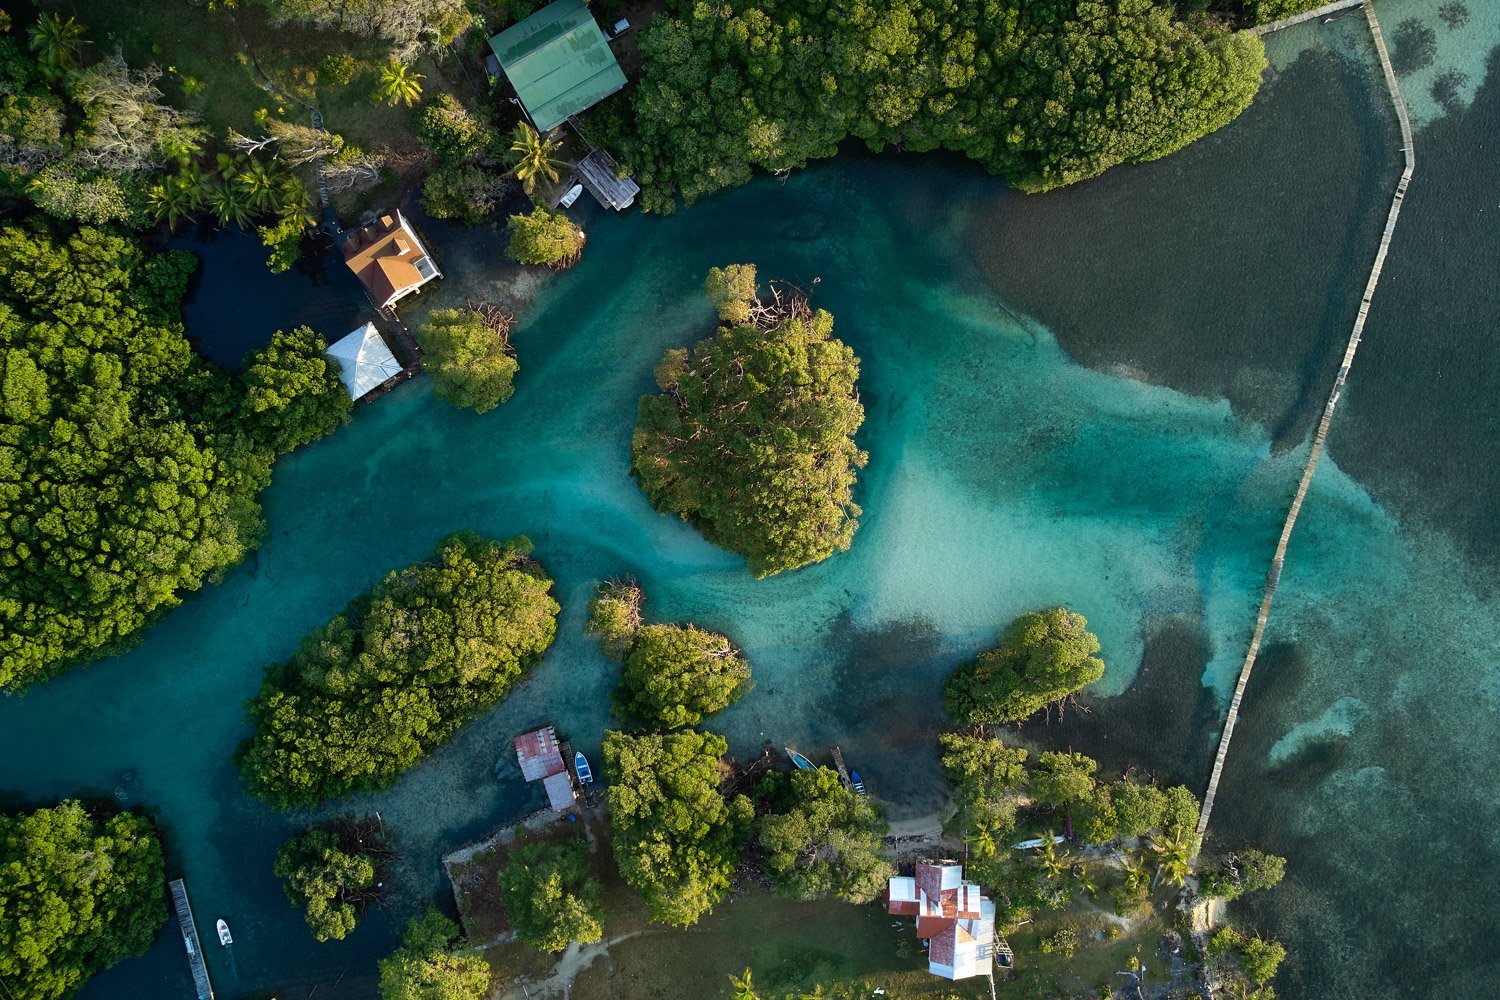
[
  {"xmin": 1195, "ymin": 2, "xmax": 1417, "ymax": 854},
  {"xmin": 168, "ymin": 878, "xmax": 215, "ymax": 1000}
]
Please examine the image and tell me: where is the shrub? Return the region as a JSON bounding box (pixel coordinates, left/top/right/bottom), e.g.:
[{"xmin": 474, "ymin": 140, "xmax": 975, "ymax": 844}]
[
  {"xmin": 239, "ymin": 326, "xmax": 351, "ymax": 454},
  {"xmin": 273, "ymin": 828, "xmax": 379, "ymax": 941},
  {"xmin": 943, "ymin": 608, "xmax": 1105, "ymax": 724},
  {"xmin": 319, "ymin": 53, "xmax": 358, "ymax": 86},
  {"xmin": 505, "ymin": 206, "xmax": 585, "ymax": 267},
  {"xmin": 422, "ymin": 162, "xmax": 500, "ymax": 223},
  {"xmin": 585, "ymin": 579, "xmax": 643, "ymax": 659},
  {"xmin": 417, "ymin": 93, "xmax": 495, "ymax": 163}
]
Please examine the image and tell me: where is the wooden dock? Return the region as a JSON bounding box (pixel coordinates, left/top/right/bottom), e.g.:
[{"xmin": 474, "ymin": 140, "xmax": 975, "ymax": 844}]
[
  {"xmin": 1251, "ymin": 0, "xmax": 1365, "ymax": 35},
  {"xmin": 168, "ymin": 878, "xmax": 215, "ymax": 1000},
  {"xmin": 1194, "ymin": 1, "xmax": 1416, "ymax": 855}
]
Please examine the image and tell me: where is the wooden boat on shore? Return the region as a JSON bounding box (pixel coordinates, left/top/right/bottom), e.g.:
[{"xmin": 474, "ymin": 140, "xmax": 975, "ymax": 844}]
[
  {"xmin": 786, "ymin": 747, "xmax": 815, "ymax": 770},
  {"xmin": 573, "ymin": 751, "xmax": 593, "ymax": 785},
  {"xmin": 216, "ymin": 919, "xmax": 232, "ymax": 946}
]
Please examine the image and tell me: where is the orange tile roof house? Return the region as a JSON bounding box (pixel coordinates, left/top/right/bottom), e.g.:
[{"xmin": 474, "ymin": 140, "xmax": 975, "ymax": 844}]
[
  {"xmin": 341, "ymin": 209, "xmax": 442, "ymax": 310},
  {"xmin": 514, "ymin": 726, "xmax": 577, "ymax": 812},
  {"xmin": 885, "ymin": 862, "xmax": 1008, "ymax": 981}
]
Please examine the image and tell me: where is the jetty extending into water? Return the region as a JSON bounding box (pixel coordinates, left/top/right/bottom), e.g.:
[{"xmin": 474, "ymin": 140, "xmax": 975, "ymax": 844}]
[
  {"xmin": 168, "ymin": 878, "xmax": 215, "ymax": 1000},
  {"xmin": 1195, "ymin": 2, "xmax": 1417, "ymax": 854}
]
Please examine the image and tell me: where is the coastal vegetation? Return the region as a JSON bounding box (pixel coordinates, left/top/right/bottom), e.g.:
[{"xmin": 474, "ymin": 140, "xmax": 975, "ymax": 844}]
[
  {"xmin": 632, "ymin": 265, "xmax": 866, "ymax": 577},
  {"xmin": 586, "ymin": 580, "xmax": 753, "ymax": 729},
  {"xmin": 240, "ymin": 327, "xmax": 352, "ymax": 454},
  {"xmin": 0, "ymin": 226, "xmax": 279, "ymax": 689},
  {"xmin": 603, "ymin": 729, "xmax": 754, "ymax": 926},
  {"xmin": 584, "ymin": 578, "xmax": 644, "ymax": 658},
  {"xmin": 0, "ymin": 801, "xmax": 166, "ymax": 1000},
  {"xmin": 239, "ymin": 534, "xmax": 559, "ymax": 808},
  {"xmin": 943, "ymin": 608, "xmax": 1106, "ymax": 724},
  {"xmin": 378, "ymin": 908, "xmax": 492, "ymax": 1000},
  {"xmin": 416, "ymin": 308, "xmax": 519, "ymax": 414},
  {"xmin": 274, "ymin": 818, "xmax": 392, "ymax": 942},
  {"xmin": 622, "ymin": 0, "xmax": 1267, "ymax": 211},
  {"xmin": 506, "ymin": 207, "xmax": 586, "ymax": 268},
  {"xmin": 615, "ymin": 624, "xmax": 752, "ymax": 730},
  {"xmin": 417, "ymin": 94, "xmax": 507, "ymax": 224},
  {"xmin": 496, "ymin": 840, "xmax": 604, "ymax": 953},
  {"xmin": 755, "ymin": 766, "xmax": 891, "ymax": 903}
]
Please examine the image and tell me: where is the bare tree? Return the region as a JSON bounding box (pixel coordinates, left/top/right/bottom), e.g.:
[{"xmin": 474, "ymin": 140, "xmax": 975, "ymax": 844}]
[
  {"xmin": 265, "ymin": 0, "xmax": 473, "ymax": 59},
  {"xmin": 266, "ymin": 119, "xmax": 344, "ymax": 165},
  {"xmin": 66, "ymin": 52, "xmax": 206, "ymax": 173},
  {"xmin": 322, "ymin": 149, "xmax": 384, "ymax": 194}
]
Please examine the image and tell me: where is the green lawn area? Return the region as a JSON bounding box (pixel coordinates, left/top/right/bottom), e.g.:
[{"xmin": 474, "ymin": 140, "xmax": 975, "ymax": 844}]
[{"xmin": 73, "ymin": 0, "xmax": 484, "ymax": 162}]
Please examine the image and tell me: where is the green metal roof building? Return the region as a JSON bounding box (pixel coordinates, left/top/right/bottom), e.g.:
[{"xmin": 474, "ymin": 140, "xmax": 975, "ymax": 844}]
[{"xmin": 488, "ymin": 0, "xmax": 627, "ymax": 133}]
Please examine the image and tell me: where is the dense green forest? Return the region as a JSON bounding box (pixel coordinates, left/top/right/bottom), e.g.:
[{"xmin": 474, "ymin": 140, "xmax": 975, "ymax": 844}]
[
  {"xmin": 0, "ymin": 801, "xmax": 166, "ymax": 1000},
  {"xmin": 0, "ymin": 226, "xmax": 270, "ymax": 689},
  {"xmin": 377, "ymin": 908, "xmax": 492, "ymax": 1000},
  {"xmin": 239, "ymin": 533, "xmax": 560, "ymax": 808},
  {"xmin": 632, "ymin": 265, "xmax": 866, "ymax": 577},
  {"xmin": 621, "ymin": 0, "xmax": 1268, "ymax": 211}
]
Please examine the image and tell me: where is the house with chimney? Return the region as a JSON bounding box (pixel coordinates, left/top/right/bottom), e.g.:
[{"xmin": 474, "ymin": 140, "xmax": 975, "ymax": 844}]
[
  {"xmin": 885, "ymin": 861, "xmax": 1009, "ymax": 981},
  {"xmin": 341, "ymin": 209, "xmax": 442, "ymax": 310}
]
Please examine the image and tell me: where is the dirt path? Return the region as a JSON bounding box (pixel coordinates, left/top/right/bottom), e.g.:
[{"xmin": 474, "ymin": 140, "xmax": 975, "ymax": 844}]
[{"xmin": 497, "ymin": 931, "xmax": 651, "ymax": 999}]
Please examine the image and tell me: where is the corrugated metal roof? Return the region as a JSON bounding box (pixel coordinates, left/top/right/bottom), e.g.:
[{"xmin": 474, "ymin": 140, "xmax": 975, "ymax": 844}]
[
  {"xmin": 543, "ymin": 771, "xmax": 576, "ymax": 811},
  {"xmin": 489, "ymin": 0, "xmax": 626, "ymax": 133},
  {"xmin": 515, "ymin": 727, "xmax": 565, "ymax": 781}
]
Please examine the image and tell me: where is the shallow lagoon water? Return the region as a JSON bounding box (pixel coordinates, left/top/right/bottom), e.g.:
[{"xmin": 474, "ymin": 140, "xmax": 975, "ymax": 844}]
[{"xmin": 1, "ymin": 6, "xmax": 1497, "ymax": 998}]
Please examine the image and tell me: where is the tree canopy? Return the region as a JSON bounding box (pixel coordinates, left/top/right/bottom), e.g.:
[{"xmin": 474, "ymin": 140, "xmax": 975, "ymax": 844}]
[
  {"xmin": 416, "ymin": 309, "xmax": 519, "ymax": 414},
  {"xmin": 240, "ymin": 326, "xmax": 351, "ymax": 454},
  {"xmin": 0, "ymin": 802, "xmax": 167, "ymax": 1000},
  {"xmin": 943, "ymin": 608, "xmax": 1106, "ymax": 724},
  {"xmin": 273, "ymin": 827, "xmax": 380, "ymax": 942},
  {"xmin": 632, "ymin": 265, "xmax": 866, "ymax": 577},
  {"xmin": 378, "ymin": 908, "xmax": 492, "ymax": 1000},
  {"xmin": 239, "ymin": 534, "xmax": 560, "ymax": 808},
  {"xmin": 585, "ymin": 579, "xmax": 644, "ymax": 659},
  {"xmin": 264, "ymin": 0, "xmax": 472, "ymax": 58},
  {"xmin": 622, "ymin": 0, "xmax": 1266, "ymax": 211},
  {"xmin": 0, "ymin": 225, "xmax": 273, "ymax": 689},
  {"xmin": 756, "ymin": 767, "xmax": 891, "ymax": 902},
  {"xmin": 939, "ymin": 731, "xmax": 1029, "ymax": 857},
  {"xmin": 505, "ymin": 207, "xmax": 586, "ymax": 268},
  {"xmin": 496, "ymin": 840, "xmax": 604, "ymax": 953},
  {"xmin": 614, "ymin": 623, "xmax": 752, "ymax": 729},
  {"xmin": 603, "ymin": 729, "xmax": 753, "ymax": 926}
]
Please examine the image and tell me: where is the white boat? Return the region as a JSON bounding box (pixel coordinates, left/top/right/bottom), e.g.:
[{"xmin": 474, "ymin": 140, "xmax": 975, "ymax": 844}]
[
  {"xmin": 559, "ymin": 183, "xmax": 584, "ymax": 208},
  {"xmin": 216, "ymin": 919, "xmax": 232, "ymax": 946}
]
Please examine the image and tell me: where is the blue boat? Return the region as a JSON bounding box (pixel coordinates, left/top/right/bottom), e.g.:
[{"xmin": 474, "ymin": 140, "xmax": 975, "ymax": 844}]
[
  {"xmin": 573, "ymin": 751, "xmax": 594, "ymax": 785},
  {"xmin": 849, "ymin": 770, "xmax": 867, "ymax": 795},
  {"xmin": 786, "ymin": 747, "xmax": 815, "ymax": 770}
]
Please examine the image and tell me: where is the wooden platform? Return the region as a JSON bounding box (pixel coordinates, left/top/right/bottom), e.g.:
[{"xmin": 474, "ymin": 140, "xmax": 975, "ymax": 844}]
[{"xmin": 168, "ymin": 878, "xmax": 215, "ymax": 1000}]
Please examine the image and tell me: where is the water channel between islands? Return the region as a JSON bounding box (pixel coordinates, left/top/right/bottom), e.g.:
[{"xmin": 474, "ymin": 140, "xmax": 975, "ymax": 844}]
[{"xmin": 1, "ymin": 2, "xmax": 1496, "ymax": 997}]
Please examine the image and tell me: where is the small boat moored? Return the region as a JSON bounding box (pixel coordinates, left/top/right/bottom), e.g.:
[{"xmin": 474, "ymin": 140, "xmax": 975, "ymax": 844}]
[
  {"xmin": 786, "ymin": 747, "xmax": 815, "ymax": 770},
  {"xmin": 216, "ymin": 919, "xmax": 232, "ymax": 946},
  {"xmin": 849, "ymin": 770, "xmax": 867, "ymax": 795},
  {"xmin": 573, "ymin": 751, "xmax": 594, "ymax": 785}
]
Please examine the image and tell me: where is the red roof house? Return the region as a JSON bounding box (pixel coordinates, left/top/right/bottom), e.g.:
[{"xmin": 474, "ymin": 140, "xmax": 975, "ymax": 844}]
[
  {"xmin": 515, "ymin": 726, "xmax": 566, "ymax": 782},
  {"xmin": 886, "ymin": 862, "xmax": 1005, "ymax": 981}
]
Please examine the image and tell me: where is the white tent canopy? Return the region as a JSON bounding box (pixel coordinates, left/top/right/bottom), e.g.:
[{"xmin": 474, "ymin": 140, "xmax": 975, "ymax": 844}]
[{"xmin": 325, "ymin": 322, "xmax": 402, "ymax": 400}]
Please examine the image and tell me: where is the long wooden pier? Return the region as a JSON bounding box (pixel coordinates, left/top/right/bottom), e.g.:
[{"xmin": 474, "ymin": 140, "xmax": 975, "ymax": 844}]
[
  {"xmin": 1251, "ymin": 0, "xmax": 1366, "ymax": 35},
  {"xmin": 1194, "ymin": 2, "xmax": 1416, "ymax": 855},
  {"xmin": 168, "ymin": 878, "xmax": 215, "ymax": 1000}
]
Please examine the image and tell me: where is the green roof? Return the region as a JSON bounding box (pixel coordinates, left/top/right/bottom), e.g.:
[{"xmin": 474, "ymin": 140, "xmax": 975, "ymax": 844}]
[{"xmin": 489, "ymin": 0, "xmax": 627, "ymax": 133}]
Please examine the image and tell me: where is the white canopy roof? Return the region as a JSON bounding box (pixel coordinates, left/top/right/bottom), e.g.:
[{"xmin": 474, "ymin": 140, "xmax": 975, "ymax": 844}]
[{"xmin": 325, "ymin": 322, "xmax": 402, "ymax": 400}]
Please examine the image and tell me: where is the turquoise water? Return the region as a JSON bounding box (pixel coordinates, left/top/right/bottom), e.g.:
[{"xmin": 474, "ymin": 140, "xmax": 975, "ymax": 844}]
[{"xmin": 1, "ymin": 6, "xmax": 1496, "ymax": 998}]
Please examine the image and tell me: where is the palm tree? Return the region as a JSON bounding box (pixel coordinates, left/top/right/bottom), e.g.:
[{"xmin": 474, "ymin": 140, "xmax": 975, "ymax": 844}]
[
  {"xmin": 726, "ymin": 968, "xmax": 759, "ymax": 1000},
  {"xmin": 274, "ymin": 178, "xmax": 316, "ymax": 226},
  {"xmin": 1150, "ymin": 831, "xmax": 1193, "ymax": 889},
  {"xmin": 146, "ymin": 180, "xmax": 197, "ymax": 229},
  {"xmin": 374, "ymin": 60, "xmax": 423, "ymax": 107},
  {"xmin": 208, "ymin": 182, "xmax": 250, "ymax": 229},
  {"xmin": 177, "ymin": 162, "xmax": 211, "ymax": 209},
  {"xmin": 1033, "ymin": 832, "xmax": 1067, "ymax": 881},
  {"xmin": 234, "ymin": 158, "xmax": 280, "ymax": 213},
  {"xmin": 28, "ymin": 14, "xmax": 89, "ymax": 80},
  {"xmin": 508, "ymin": 122, "xmax": 565, "ymax": 197}
]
